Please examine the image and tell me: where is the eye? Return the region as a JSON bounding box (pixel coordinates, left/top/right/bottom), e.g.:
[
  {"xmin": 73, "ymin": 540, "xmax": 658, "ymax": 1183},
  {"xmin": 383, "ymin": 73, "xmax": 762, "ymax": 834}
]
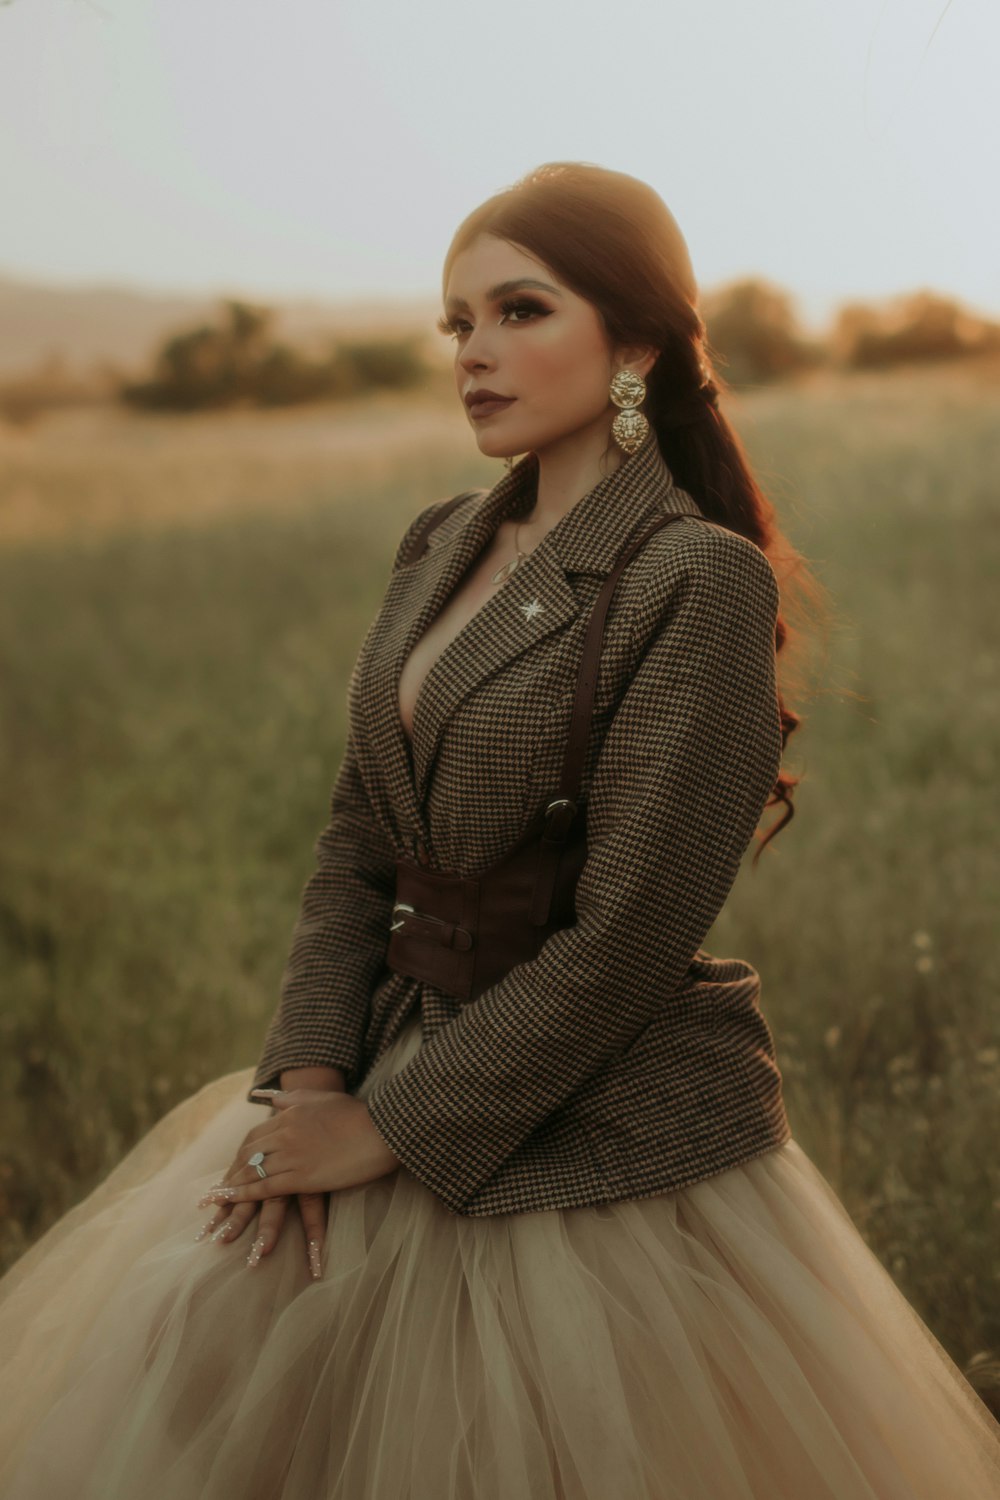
[
  {"xmin": 498, "ymin": 296, "xmax": 549, "ymax": 327},
  {"xmin": 435, "ymin": 297, "xmax": 551, "ymax": 341},
  {"xmin": 436, "ymin": 313, "xmax": 469, "ymax": 339}
]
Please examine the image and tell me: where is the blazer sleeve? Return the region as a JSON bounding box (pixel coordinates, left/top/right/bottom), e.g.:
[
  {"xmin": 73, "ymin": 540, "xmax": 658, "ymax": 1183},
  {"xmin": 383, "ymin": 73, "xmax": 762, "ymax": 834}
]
[
  {"xmin": 246, "ymin": 724, "xmax": 397, "ymax": 1097},
  {"xmin": 363, "ymin": 527, "xmax": 785, "ymax": 1212},
  {"xmin": 247, "ymin": 502, "xmax": 442, "ymax": 1100}
]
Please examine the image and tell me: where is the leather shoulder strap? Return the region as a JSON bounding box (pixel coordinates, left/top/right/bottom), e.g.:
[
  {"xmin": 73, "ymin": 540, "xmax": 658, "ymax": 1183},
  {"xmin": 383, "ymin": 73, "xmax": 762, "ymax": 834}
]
[
  {"xmin": 398, "ymin": 489, "xmax": 486, "ymax": 566},
  {"xmin": 558, "ymin": 511, "xmax": 711, "ymax": 809}
]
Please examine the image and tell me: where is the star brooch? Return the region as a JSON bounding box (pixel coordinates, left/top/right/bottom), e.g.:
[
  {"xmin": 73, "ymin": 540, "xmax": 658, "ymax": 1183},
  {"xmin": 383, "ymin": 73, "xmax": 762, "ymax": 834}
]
[{"xmin": 519, "ymin": 597, "xmax": 545, "ymax": 623}]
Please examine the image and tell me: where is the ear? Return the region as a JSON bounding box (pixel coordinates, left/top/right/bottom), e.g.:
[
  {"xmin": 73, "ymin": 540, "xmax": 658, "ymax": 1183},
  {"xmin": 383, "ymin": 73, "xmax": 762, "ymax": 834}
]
[{"xmin": 613, "ymin": 344, "xmax": 660, "ymax": 383}]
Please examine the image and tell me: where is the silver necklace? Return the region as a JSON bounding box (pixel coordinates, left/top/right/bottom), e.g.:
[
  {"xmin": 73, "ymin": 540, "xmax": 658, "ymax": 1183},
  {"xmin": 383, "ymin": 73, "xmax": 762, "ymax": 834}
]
[{"xmin": 490, "ymin": 520, "xmax": 533, "ymax": 585}]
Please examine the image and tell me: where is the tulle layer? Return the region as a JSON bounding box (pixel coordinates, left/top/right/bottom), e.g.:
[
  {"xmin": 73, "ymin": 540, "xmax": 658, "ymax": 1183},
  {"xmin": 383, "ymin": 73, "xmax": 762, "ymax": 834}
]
[{"xmin": 2, "ymin": 1008, "xmax": 999, "ymax": 1500}]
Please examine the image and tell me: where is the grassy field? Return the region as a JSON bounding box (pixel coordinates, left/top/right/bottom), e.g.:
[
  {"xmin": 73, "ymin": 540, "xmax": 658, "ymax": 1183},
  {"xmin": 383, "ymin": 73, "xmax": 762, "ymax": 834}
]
[{"xmin": 1, "ymin": 366, "xmax": 998, "ymax": 1403}]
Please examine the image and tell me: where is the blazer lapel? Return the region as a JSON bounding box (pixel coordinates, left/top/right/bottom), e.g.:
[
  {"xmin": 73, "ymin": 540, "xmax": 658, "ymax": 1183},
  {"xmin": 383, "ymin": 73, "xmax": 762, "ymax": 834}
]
[
  {"xmin": 408, "ymin": 543, "xmax": 580, "ymax": 807},
  {"xmin": 364, "ymin": 429, "xmax": 704, "ymax": 822}
]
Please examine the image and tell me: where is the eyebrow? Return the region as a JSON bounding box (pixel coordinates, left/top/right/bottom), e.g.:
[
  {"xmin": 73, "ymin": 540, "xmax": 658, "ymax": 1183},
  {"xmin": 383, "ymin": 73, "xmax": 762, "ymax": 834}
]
[{"xmin": 444, "ymin": 278, "xmax": 563, "ymax": 312}]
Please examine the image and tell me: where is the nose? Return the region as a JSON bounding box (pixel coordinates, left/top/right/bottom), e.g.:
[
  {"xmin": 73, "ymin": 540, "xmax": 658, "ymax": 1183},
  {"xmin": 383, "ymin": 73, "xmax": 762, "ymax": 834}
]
[{"xmin": 458, "ymin": 325, "xmax": 498, "ymax": 374}]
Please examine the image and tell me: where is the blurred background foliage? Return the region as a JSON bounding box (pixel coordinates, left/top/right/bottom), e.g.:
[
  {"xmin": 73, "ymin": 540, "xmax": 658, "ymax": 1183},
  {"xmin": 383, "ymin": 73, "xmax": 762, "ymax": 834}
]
[
  {"xmin": 120, "ymin": 300, "xmax": 427, "ymax": 414},
  {"xmin": 2, "ymin": 279, "xmax": 999, "ymax": 426}
]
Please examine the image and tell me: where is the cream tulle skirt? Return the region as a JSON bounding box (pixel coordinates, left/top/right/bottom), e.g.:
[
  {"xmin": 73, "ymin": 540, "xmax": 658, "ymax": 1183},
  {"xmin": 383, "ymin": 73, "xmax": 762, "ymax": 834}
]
[{"xmin": 2, "ymin": 1009, "xmax": 999, "ymax": 1500}]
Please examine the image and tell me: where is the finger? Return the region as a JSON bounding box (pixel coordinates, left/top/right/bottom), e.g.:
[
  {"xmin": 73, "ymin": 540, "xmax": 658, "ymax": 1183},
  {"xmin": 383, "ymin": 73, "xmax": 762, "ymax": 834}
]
[
  {"xmin": 208, "ymin": 1199, "xmax": 259, "ymax": 1247},
  {"xmin": 194, "ymin": 1201, "xmax": 233, "ymax": 1242},
  {"xmin": 296, "ymin": 1192, "xmax": 328, "ymax": 1281},
  {"xmin": 246, "ymin": 1196, "xmax": 289, "ymax": 1269},
  {"xmin": 221, "ymin": 1118, "xmax": 284, "ymax": 1186},
  {"xmin": 199, "ymin": 1145, "xmax": 291, "ymax": 1199},
  {"xmin": 198, "ymin": 1167, "xmax": 295, "ymax": 1208}
]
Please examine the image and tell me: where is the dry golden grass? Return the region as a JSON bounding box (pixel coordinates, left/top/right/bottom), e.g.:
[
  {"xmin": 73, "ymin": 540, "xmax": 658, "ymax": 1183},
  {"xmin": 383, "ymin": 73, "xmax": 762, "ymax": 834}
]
[{"xmin": 0, "ymin": 379, "xmax": 471, "ymax": 545}]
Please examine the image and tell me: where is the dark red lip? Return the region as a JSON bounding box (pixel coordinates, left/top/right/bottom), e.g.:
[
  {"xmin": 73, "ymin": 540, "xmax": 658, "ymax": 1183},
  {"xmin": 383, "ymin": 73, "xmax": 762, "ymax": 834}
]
[{"xmin": 465, "ymin": 389, "xmax": 514, "ymax": 408}]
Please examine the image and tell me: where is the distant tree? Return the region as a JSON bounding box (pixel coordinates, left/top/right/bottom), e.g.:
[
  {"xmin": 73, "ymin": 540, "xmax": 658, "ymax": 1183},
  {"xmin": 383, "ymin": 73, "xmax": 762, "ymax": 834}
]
[
  {"xmin": 120, "ymin": 299, "xmax": 273, "ymax": 411},
  {"xmin": 831, "ymin": 290, "xmax": 1000, "ymax": 369},
  {"xmin": 255, "ymin": 342, "xmax": 339, "ymax": 407},
  {"xmin": 700, "ymin": 277, "xmax": 824, "ymax": 386},
  {"xmin": 119, "ymin": 299, "xmax": 430, "ymax": 411},
  {"xmin": 329, "ymin": 335, "xmax": 426, "ymax": 392}
]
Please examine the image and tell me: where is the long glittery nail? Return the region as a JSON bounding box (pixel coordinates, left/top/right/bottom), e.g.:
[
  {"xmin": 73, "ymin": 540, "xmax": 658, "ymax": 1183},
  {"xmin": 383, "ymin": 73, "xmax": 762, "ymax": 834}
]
[
  {"xmin": 246, "ymin": 1235, "xmax": 265, "ymax": 1268},
  {"xmin": 211, "ymin": 1222, "xmax": 234, "ymax": 1242},
  {"xmin": 194, "ymin": 1219, "xmax": 214, "ymax": 1242},
  {"xmin": 308, "ymin": 1239, "xmax": 322, "ymax": 1279},
  {"xmin": 197, "ymin": 1187, "xmax": 235, "ymax": 1207}
]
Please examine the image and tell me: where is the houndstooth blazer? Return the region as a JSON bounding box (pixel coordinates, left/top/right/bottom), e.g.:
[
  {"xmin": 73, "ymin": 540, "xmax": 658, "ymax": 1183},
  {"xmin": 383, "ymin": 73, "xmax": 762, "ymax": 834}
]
[{"xmin": 249, "ymin": 428, "xmax": 792, "ymax": 1217}]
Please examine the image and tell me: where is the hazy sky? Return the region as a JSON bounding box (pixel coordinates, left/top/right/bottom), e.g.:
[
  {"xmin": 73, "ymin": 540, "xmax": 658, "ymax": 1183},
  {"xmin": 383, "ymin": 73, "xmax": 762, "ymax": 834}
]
[{"xmin": 1, "ymin": 0, "xmax": 996, "ymax": 332}]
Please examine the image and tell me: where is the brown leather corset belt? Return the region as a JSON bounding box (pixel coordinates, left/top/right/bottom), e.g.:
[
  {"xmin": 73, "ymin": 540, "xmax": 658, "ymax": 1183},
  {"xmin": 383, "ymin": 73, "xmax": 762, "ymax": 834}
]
[{"xmin": 386, "ymin": 496, "xmax": 706, "ymax": 1003}]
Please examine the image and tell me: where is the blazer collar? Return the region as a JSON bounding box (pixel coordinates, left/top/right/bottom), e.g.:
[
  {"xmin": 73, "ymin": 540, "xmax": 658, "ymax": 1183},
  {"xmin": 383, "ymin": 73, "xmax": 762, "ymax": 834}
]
[
  {"xmin": 365, "ymin": 429, "xmax": 703, "ymax": 820},
  {"xmin": 468, "ymin": 426, "xmax": 703, "ymax": 577}
]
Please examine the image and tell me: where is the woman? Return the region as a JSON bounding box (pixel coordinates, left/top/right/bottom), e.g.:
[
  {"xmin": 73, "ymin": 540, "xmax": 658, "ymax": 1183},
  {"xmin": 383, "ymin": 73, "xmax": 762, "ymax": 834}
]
[{"xmin": 1, "ymin": 162, "xmax": 998, "ymax": 1499}]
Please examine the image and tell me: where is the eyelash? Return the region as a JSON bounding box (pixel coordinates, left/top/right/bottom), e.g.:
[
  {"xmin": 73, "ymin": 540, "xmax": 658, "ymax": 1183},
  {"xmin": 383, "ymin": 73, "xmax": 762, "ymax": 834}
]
[{"xmin": 436, "ymin": 297, "xmax": 550, "ymax": 340}]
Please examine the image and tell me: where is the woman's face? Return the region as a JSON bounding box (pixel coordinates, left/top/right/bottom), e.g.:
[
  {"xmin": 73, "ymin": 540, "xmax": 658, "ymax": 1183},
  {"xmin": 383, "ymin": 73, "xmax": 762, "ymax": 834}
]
[{"xmin": 440, "ymin": 233, "xmax": 642, "ymax": 461}]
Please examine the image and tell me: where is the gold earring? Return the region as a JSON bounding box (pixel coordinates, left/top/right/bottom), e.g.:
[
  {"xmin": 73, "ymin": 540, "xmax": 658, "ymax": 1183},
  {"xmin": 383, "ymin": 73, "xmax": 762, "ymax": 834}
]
[{"xmin": 609, "ymin": 370, "xmax": 649, "ymax": 454}]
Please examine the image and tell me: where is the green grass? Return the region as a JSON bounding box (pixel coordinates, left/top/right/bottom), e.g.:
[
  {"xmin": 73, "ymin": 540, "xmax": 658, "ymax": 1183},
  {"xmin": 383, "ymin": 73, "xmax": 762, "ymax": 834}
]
[{"xmin": 1, "ymin": 370, "xmax": 998, "ymax": 1404}]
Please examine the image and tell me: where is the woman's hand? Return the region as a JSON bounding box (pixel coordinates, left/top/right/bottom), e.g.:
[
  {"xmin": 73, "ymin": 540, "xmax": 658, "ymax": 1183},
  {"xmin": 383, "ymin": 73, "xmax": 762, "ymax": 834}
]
[
  {"xmin": 196, "ymin": 1088, "xmax": 403, "ymax": 1218},
  {"xmin": 197, "ymin": 1190, "xmax": 327, "ymax": 1278},
  {"xmin": 196, "ymin": 1066, "xmax": 351, "ymax": 1280}
]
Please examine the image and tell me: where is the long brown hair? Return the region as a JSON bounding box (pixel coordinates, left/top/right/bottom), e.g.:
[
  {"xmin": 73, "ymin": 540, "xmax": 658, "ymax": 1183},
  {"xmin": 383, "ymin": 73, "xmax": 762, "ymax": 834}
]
[{"xmin": 441, "ymin": 160, "xmax": 830, "ymax": 862}]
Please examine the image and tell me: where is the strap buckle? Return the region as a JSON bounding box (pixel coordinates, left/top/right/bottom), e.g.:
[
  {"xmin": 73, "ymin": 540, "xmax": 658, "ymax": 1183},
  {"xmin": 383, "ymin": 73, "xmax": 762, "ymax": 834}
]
[
  {"xmin": 542, "ymin": 796, "xmax": 578, "ymax": 842},
  {"xmin": 390, "ymin": 901, "xmax": 474, "ymax": 952}
]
